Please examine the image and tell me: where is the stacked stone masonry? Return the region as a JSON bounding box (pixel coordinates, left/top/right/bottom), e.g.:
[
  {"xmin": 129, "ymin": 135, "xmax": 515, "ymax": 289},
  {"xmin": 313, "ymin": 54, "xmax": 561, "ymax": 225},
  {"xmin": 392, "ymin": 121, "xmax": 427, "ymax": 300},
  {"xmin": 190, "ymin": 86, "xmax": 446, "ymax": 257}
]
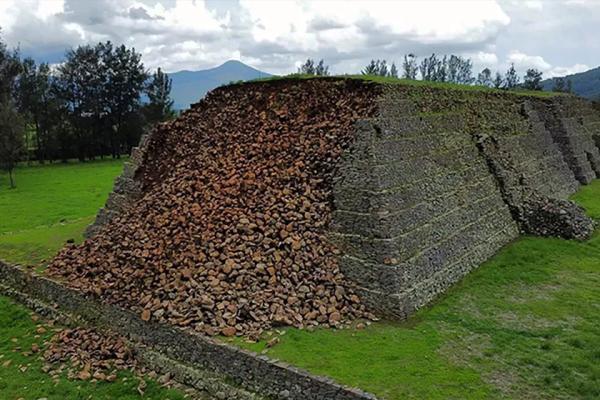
[
  {"xmin": 332, "ymin": 85, "xmax": 599, "ymax": 318},
  {"xmin": 534, "ymin": 97, "xmax": 600, "ymax": 184},
  {"xmin": 84, "ymin": 132, "xmax": 153, "ymax": 237},
  {"xmin": 87, "ymin": 80, "xmax": 600, "ymax": 321}
]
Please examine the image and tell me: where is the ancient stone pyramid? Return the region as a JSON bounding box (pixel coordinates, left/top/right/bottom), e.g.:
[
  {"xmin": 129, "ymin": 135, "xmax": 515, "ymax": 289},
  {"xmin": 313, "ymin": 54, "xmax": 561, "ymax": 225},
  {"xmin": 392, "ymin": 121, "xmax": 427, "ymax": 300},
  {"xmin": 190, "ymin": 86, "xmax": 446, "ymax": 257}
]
[{"xmin": 50, "ymin": 78, "xmax": 600, "ymax": 336}]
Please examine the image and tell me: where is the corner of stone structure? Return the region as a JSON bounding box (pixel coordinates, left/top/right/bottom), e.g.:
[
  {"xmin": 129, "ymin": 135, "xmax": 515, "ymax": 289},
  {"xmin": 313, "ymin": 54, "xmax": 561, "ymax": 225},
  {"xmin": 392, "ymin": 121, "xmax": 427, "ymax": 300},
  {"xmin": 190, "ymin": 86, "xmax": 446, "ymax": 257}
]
[
  {"xmin": 331, "ymin": 86, "xmax": 600, "ymax": 322},
  {"xmin": 84, "ymin": 132, "xmax": 152, "ymax": 238}
]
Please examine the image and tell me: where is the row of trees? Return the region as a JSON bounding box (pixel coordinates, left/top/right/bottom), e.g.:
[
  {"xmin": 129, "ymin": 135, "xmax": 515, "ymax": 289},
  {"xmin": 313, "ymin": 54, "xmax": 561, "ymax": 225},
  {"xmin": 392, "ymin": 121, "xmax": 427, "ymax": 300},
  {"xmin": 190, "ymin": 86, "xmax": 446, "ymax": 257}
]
[
  {"xmin": 369, "ymin": 54, "xmax": 541, "ymax": 90},
  {"xmin": 0, "ymin": 32, "xmax": 175, "ymax": 187},
  {"xmin": 299, "ymin": 54, "xmax": 574, "ymax": 93}
]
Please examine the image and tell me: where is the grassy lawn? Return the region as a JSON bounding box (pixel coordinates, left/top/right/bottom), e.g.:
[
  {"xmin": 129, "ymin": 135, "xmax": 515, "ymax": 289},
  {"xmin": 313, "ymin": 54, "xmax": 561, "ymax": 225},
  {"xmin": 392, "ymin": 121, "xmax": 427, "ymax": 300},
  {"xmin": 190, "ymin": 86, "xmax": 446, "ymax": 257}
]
[
  {"xmin": 0, "ymin": 160, "xmax": 187, "ymax": 399},
  {"xmin": 0, "ymin": 297, "xmax": 186, "ymax": 399},
  {"xmin": 0, "ymin": 159, "xmax": 124, "ymax": 267},
  {"xmin": 249, "ymin": 74, "xmax": 562, "ymax": 98},
  {"xmin": 1, "ymin": 160, "xmax": 599, "ymax": 399},
  {"xmin": 235, "ymin": 181, "xmax": 600, "ymax": 400}
]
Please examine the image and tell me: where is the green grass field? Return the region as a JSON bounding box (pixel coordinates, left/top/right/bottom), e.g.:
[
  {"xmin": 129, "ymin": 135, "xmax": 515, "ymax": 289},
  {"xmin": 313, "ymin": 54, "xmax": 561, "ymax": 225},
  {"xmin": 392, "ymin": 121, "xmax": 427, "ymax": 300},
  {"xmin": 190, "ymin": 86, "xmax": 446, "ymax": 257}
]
[
  {"xmin": 0, "ymin": 297, "xmax": 186, "ymax": 399},
  {"xmin": 232, "ymin": 181, "xmax": 600, "ymax": 400},
  {"xmin": 0, "ymin": 160, "xmax": 186, "ymax": 399},
  {"xmin": 1, "ymin": 161, "xmax": 599, "ymax": 399},
  {"xmin": 0, "ymin": 159, "xmax": 124, "ymax": 266}
]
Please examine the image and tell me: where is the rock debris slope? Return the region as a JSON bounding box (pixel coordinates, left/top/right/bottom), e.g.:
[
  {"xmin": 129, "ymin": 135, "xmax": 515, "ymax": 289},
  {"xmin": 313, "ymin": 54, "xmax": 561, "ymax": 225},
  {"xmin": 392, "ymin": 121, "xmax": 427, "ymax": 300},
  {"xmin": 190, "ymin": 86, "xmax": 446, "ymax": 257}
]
[
  {"xmin": 50, "ymin": 78, "xmax": 600, "ymax": 331},
  {"xmin": 50, "ymin": 79, "xmax": 380, "ymax": 337}
]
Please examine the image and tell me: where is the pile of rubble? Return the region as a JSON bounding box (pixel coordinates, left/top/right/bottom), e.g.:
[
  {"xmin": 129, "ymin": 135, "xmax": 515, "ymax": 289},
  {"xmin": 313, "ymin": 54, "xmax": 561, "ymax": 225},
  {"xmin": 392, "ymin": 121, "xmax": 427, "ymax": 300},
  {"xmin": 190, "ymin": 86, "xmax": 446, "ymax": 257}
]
[
  {"xmin": 43, "ymin": 327, "xmax": 135, "ymax": 382},
  {"xmin": 520, "ymin": 194, "xmax": 595, "ymax": 240},
  {"xmin": 49, "ymin": 79, "xmax": 379, "ymax": 338}
]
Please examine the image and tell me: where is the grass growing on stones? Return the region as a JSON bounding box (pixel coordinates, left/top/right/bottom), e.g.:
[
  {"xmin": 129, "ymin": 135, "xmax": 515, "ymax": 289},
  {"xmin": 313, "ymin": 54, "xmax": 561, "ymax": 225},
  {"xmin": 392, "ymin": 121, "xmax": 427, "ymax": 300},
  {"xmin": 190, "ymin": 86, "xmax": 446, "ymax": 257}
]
[
  {"xmin": 248, "ymin": 74, "xmax": 563, "ymax": 98},
  {"xmin": 0, "ymin": 159, "xmax": 124, "ymax": 267},
  {"xmin": 235, "ymin": 181, "xmax": 600, "ymax": 400},
  {"xmin": 0, "ymin": 296, "xmax": 186, "ymax": 400}
]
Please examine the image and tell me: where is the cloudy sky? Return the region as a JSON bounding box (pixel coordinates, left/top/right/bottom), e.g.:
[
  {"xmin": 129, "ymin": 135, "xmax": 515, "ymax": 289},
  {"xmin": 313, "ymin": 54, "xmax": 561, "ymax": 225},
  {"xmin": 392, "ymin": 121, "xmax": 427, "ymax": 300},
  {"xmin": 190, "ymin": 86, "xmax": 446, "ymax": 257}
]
[{"xmin": 0, "ymin": 0, "xmax": 597, "ymax": 78}]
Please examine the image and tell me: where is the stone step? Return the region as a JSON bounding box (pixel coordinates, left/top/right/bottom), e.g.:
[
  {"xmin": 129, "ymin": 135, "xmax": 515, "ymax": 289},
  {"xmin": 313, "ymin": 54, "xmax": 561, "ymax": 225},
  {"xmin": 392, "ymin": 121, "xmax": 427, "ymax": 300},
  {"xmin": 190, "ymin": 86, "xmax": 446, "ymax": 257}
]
[
  {"xmin": 331, "ymin": 191, "xmax": 511, "ymax": 264},
  {"xmin": 346, "ymin": 221, "xmax": 518, "ymax": 316},
  {"xmin": 370, "ymin": 131, "xmax": 473, "ymax": 164},
  {"xmin": 337, "ymin": 145, "xmax": 483, "ymax": 191},
  {"xmin": 375, "ymin": 223, "xmax": 518, "ymax": 318},
  {"xmin": 377, "ymin": 113, "xmax": 466, "ymax": 139},
  {"xmin": 333, "ymin": 177, "xmax": 501, "ymax": 238},
  {"xmin": 335, "ymin": 165, "xmax": 491, "ymax": 212}
]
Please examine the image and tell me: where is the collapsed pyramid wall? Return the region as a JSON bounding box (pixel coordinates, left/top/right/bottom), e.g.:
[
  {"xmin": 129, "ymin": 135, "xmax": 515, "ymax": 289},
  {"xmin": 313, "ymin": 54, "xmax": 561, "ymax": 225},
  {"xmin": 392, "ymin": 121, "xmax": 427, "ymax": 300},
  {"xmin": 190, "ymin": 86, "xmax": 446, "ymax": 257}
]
[
  {"xmin": 51, "ymin": 79, "xmax": 381, "ymax": 338},
  {"xmin": 77, "ymin": 79, "xmax": 600, "ymax": 325}
]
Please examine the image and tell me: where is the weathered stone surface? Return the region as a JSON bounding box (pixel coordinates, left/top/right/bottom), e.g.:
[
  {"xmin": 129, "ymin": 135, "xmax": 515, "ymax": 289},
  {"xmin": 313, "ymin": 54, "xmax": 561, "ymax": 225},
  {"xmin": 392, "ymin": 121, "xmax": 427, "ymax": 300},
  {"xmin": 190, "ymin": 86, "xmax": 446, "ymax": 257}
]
[
  {"xmin": 84, "ymin": 133, "xmax": 152, "ymax": 238},
  {"xmin": 520, "ymin": 195, "xmax": 595, "ymax": 240},
  {"xmin": 334, "ymin": 85, "xmax": 599, "ymax": 318},
  {"xmin": 64, "ymin": 79, "xmax": 600, "ymax": 330},
  {"xmin": 0, "ymin": 261, "xmax": 378, "ymax": 400}
]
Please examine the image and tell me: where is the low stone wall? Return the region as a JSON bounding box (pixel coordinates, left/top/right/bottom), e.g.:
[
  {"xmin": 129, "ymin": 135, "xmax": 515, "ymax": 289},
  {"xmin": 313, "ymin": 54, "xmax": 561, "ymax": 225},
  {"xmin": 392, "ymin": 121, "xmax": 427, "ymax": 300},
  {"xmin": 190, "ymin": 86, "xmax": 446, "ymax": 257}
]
[{"xmin": 0, "ymin": 261, "xmax": 378, "ymax": 400}]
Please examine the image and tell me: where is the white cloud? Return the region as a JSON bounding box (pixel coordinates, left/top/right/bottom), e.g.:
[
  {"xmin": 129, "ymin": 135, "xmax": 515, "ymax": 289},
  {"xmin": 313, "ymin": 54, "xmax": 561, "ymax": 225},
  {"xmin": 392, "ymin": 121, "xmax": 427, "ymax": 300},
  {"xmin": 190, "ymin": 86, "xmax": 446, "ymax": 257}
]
[
  {"xmin": 0, "ymin": 0, "xmax": 19, "ymax": 31},
  {"xmin": 471, "ymin": 51, "xmax": 499, "ymax": 66},
  {"xmin": 523, "ymin": 1, "xmax": 543, "ymax": 10},
  {"xmin": 547, "ymin": 63, "xmax": 590, "ymax": 78},
  {"xmin": 505, "ymin": 50, "xmax": 590, "ymax": 79},
  {"xmin": 507, "ymin": 50, "xmax": 551, "ymax": 70},
  {"xmin": 240, "ymin": 0, "xmax": 509, "ymax": 48},
  {"xmin": 35, "ymin": 0, "xmax": 65, "ymax": 20},
  {"xmin": 0, "ymin": 0, "xmax": 596, "ymax": 79}
]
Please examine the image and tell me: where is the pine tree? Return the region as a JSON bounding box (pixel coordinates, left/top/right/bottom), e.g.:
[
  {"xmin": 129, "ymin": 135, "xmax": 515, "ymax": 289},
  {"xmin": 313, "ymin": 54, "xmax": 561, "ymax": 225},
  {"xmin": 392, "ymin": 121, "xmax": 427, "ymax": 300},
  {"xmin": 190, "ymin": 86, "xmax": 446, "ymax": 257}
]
[
  {"xmin": 315, "ymin": 59, "xmax": 330, "ymax": 76},
  {"xmin": 0, "ymin": 101, "xmax": 25, "ymax": 188},
  {"xmin": 378, "ymin": 60, "xmax": 388, "ymax": 77},
  {"xmin": 402, "ymin": 54, "xmax": 418, "ymax": 80},
  {"xmin": 362, "ymin": 59, "xmax": 389, "ymax": 76},
  {"xmin": 298, "ymin": 59, "xmax": 315, "ymax": 75},
  {"xmin": 493, "ymin": 72, "xmax": 504, "ymax": 89},
  {"xmin": 504, "ymin": 63, "xmax": 520, "ymax": 89},
  {"xmin": 435, "ymin": 56, "xmax": 447, "ymax": 82},
  {"xmin": 523, "ymin": 68, "xmax": 543, "ymax": 91},
  {"xmin": 552, "ymin": 77, "xmax": 566, "ymax": 92},
  {"xmin": 144, "ymin": 68, "xmax": 175, "ymax": 125},
  {"xmin": 298, "ymin": 59, "xmax": 329, "ymax": 76},
  {"xmin": 389, "ymin": 62, "xmax": 398, "ymax": 78},
  {"xmin": 477, "ymin": 68, "xmax": 493, "ymax": 87},
  {"xmin": 420, "ymin": 54, "xmax": 440, "ymax": 81}
]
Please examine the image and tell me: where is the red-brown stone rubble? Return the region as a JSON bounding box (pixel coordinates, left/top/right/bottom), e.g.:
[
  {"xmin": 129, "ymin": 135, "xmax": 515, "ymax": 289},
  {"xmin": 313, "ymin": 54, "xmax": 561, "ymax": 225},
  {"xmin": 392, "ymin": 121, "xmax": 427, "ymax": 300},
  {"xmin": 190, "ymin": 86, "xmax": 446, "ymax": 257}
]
[{"xmin": 49, "ymin": 79, "xmax": 380, "ymax": 338}]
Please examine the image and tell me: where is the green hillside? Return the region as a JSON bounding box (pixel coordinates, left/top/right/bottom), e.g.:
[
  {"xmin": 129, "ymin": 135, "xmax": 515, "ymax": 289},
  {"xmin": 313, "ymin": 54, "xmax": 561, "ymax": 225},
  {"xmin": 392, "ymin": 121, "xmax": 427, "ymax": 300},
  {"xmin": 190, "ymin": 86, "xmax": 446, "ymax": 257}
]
[{"xmin": 542, "ymin": 66, "xmax": 600, "ymax": 100}]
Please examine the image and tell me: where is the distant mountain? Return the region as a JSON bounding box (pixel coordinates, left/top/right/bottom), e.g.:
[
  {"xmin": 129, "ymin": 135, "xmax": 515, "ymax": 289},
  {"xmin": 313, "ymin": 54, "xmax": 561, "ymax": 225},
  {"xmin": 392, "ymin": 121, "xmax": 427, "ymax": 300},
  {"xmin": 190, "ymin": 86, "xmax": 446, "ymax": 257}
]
[
  {"xmin": 168, "ymin": 60, "xmax": 273, "ymax": 110},
  {"xmin": 541, "ymin": 66, "xmax": 600, "ymax": 100}
]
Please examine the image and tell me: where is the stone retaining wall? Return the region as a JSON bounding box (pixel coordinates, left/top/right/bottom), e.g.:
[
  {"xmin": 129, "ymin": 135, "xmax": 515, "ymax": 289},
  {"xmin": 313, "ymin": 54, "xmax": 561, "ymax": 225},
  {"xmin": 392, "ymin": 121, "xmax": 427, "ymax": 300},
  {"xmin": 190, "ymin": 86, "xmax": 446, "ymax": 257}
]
[
  {"xmin": 0, "ymin": 261, "xmax": 378, "ymax": 400},
  {"xmin": 80, "ymin": 81, "xmax": 600, "ymax": 331},
  {"xmin": 534, "ymin": 97, "xmax": 600, "ymax": 184},
  {"xmin": 82, "ymin": 83, "xmax": 600, "ymax": 322}
]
